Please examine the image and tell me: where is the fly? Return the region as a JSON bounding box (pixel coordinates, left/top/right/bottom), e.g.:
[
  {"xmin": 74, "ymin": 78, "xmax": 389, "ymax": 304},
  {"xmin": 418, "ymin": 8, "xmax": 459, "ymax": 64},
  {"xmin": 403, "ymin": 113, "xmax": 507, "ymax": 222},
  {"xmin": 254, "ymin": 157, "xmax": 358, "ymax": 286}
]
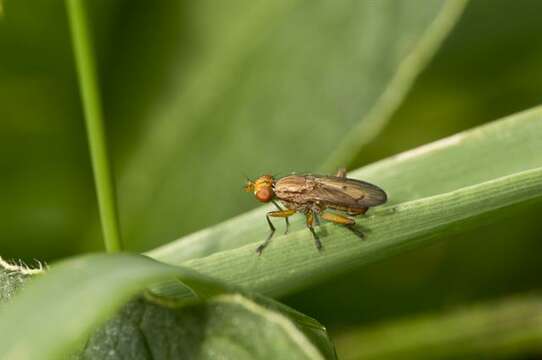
[{"xmin": 244, "ymin": 168, "xmax": 387, "ymax": 255}]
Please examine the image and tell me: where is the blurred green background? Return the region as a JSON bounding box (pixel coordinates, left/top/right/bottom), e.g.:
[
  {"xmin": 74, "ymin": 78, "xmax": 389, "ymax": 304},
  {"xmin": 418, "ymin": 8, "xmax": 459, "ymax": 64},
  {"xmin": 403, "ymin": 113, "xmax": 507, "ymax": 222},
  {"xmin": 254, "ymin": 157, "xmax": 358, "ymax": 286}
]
[{"xmin": 1, "ymin": 0, "xmax": 541, "ymax": 354}]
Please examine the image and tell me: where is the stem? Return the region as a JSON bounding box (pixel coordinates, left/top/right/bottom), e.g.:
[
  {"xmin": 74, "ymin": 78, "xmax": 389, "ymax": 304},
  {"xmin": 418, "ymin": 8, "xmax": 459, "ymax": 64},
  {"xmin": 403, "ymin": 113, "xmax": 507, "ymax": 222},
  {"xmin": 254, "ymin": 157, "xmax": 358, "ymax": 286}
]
[{"xmin": 65, "ymin": 0, "xmax": 122, "ymax": 252}]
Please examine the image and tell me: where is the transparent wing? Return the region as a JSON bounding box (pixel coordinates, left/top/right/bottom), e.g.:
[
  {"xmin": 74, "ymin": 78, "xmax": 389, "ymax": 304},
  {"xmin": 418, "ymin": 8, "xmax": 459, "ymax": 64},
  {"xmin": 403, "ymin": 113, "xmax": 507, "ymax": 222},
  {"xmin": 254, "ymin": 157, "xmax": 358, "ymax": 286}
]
[
  {"xmin": 311, "ymin": 176, "xmax": 387, "ymax": 208},
  {"xmin": 274, "ymin": 174, "xmax": 387, "ymax": 209}
]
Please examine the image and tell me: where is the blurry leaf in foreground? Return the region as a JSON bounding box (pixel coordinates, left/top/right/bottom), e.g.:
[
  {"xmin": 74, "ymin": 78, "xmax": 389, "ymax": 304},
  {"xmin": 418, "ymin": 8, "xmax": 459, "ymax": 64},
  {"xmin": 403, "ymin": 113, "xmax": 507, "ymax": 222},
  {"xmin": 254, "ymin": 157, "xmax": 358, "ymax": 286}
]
[
  {"xmin": 0, "ymin": 254, "xmax": 222, "ymax": 359},
  {"xmin": 0, "ymin": 253, "xmax": 334, "ymax": 360},
  {"xmin": 116, "ymin": 0, "xmax": 467, "ymax": 251},
  {"xmin": 335, "ymin": 293, "xmax": 542, "ymax": 360}
]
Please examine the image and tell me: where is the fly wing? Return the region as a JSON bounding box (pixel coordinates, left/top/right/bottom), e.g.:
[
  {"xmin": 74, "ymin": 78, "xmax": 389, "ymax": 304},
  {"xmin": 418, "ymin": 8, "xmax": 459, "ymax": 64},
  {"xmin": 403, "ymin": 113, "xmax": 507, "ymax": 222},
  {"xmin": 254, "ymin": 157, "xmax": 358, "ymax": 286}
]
[
  {"xmin": 311, "ymin": 175, "xmax": 387, "ymax": 208},
  {"xmin": 274, "ymin": 174, "xmax": 387, "ymax": 209}
]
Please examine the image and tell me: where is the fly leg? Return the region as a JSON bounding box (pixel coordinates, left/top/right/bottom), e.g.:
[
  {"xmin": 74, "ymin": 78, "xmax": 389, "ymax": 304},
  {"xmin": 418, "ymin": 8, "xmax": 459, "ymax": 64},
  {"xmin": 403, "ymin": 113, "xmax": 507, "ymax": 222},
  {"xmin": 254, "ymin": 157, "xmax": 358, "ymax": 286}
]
[
  {"xmin": 306, "ymin": 210, "xmax": 322, "ymax": 251},
  {"xmin": 336, "ymin": 168, "xmax": 347, "ymax": 178},
  {"xmin": 272, "ymin": 200, "xmax": 290, "ymax": 234},
  {"xmin": 257, "ymin": 209, "xmax": 296, "ymax": 255},
  {"xmin": 321, "ymin": 211, "xmax": 365, "ymax": 239}
]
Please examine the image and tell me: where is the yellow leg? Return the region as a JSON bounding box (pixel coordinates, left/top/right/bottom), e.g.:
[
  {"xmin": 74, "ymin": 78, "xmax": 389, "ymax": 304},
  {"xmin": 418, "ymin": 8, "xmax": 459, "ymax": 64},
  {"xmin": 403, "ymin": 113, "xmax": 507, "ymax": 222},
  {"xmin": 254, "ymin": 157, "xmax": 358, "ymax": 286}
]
[
  {"xmin": 321, "ymin": 211, "xmax": 364, "ymax": 239},
  {"xmin": 257, "ymin": 209, "xmax": 296, "ymax": 255},
  {"xmin": 272, "ymin": 200, "xmax": 291, "ymax": 234},
  {"xmin": 306, "ymin": 211, "xmax": 322, "ymax": 251},
  {"xmin": 321, "ymin": 212, "xmax": 355, "ymax": 225}
]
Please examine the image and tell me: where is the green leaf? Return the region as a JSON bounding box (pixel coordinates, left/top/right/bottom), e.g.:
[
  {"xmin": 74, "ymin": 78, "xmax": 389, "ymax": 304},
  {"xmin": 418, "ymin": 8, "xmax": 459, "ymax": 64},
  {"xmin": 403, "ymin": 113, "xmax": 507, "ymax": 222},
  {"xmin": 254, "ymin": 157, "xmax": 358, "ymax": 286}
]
[
  {"xmin": 0, "ymin": 253, "xmax": 334, "ymax": 360},
  {"xmin": 77, "ymin": 295, "xmax": 333, "ymax": 360},
  {"xmin": 0, "ymin": 253, "xmax": 222, "ymax": 359},
  {"xmin": 147, "ymin": 107, "xmax": 542, "ymax": 297},
  {"xmin": 116, "ymin": 0, "xmax": 467, "ymax": 251},
  {"xmin": 334, "ymin": 293, "xmax": 542, "ymax": 360}
]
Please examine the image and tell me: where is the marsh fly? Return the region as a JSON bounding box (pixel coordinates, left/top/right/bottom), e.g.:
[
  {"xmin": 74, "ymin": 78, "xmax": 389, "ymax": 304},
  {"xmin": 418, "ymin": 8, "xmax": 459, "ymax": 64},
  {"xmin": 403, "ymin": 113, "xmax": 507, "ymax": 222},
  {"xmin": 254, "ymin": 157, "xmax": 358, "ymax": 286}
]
[{"xmin": 244, "ymin": 168, "xmax": 387, "ymax": 254}]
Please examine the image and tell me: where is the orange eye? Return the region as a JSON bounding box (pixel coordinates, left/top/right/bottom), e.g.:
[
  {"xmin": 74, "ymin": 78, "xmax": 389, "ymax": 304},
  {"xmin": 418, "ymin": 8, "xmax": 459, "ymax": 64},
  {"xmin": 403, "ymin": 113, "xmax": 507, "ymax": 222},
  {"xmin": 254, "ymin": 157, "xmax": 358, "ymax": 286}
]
[{"xmin": 255, "ymin": 187, "xmax": 273, "ymax": 202}]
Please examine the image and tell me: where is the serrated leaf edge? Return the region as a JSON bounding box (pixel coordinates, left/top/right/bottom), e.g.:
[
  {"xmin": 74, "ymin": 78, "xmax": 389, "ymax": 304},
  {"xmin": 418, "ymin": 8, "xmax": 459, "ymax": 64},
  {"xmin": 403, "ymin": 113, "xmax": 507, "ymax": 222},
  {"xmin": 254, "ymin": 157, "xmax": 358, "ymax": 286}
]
[{"xmin": 0, "ymin": 256, "xmax": 46, "ymax": 275}]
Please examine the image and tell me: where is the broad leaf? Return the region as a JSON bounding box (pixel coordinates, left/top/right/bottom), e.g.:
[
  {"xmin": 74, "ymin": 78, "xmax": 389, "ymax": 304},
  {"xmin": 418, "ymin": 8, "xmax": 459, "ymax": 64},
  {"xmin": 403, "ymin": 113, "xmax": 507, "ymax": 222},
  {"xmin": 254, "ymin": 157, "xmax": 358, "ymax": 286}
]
[
  {"xmin": 78, "ymin": 295, "xmax": 333, "ymax": 360},
  {"xmin": 0, "ymin": 253, "xmax": 334, "ymax": 359},
  {"xmin": 0, "ymin": 254, "xmax": 221, "ymax": 359}
]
